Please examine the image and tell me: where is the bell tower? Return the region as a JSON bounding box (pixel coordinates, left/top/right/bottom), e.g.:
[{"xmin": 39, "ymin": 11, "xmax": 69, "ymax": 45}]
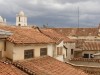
[
  {"xmin": 0, "ymin": 16, "xmax": 6, "ymax": 25},
  {"xmin": 16, "ymin": 11, "xmax": 27, "ymax": 26}
]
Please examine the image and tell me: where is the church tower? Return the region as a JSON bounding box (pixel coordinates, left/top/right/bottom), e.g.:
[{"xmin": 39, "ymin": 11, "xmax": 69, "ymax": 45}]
[
  {"xmin": 0, "ymin": 16, "xmax": 6, "ymax": 25},
  {"xmin": 16, "ymin": 11, "xmax": 27, "ymax": 26}
]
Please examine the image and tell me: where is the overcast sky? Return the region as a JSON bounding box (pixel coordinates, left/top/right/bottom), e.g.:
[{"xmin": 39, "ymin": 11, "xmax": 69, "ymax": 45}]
[{"xmin": 0, "ymin": 0, "xmax": 100, "ymax": 27}]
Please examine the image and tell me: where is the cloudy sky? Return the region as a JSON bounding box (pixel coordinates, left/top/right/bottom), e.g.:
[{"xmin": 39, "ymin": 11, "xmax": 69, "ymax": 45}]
[{"xmin": 0, "ymin": 0, "xmax": 100, "ymax": 27}]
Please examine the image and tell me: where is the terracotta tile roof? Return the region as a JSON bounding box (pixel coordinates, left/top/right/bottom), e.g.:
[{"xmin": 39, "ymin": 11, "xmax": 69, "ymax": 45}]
[
  {"xmin": 0, "ymin": 61, "xmax": 28, "ymax": 75},
  {"xmin": 75, "ymin": 39, "xmax": 85, "ymax": 48},
  {"xmin": 51, "ymin": 28, "xmax": 98, "ymax": 36},
  {"xmin": 76, "ymin": 28, "xmax": 98, "ymax": 36},
  {"xmin": 0, "ymin": 26, "xmax": 55, "ymax": 44},
  {"xmin": 51, "ymin": 28, "xmax": 76, "ymax": 36},
  {"xmin": 16, "ymin": 56, "xmax": 87, "ymax": 75},
  {"xmin": 83, "ymin": 41, "xmax": 100, "ymax": 50},
  {"xmin": 41, "ymin": 28, "xmax": 75, "ymax": 43}
]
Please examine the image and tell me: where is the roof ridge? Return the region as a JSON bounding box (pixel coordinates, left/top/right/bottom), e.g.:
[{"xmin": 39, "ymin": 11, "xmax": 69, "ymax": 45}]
[{"xmin": 35, "ymin": 28, "xmax": 57, "ymax": 43}]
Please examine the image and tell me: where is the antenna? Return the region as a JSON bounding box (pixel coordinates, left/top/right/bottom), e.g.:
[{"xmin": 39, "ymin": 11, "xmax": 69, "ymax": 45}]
[
  {"xmin": 78, "ymin": 6, "xmax": 79, "ymax": 29},
  {"xmin": 76, "ymin": 6, "xmax": 80, "ymax": 48},
  {"xmin": 77, "ymin": 6, "xmax": 79, "ymax": 38}
]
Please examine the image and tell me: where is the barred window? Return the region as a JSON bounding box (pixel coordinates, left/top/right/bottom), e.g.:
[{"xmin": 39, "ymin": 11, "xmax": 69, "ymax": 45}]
[
  {"xmin": 40, "ymin": 48, "xmax": 47, "ymax": 56},
  {"xmin": 24, "ymin": 49, "xmax": 34, "ymax": 59}
]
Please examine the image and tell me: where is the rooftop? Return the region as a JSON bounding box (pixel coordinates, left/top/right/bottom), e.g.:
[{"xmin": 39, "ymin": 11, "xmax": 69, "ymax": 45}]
[
  {"xmin": 0, "ymin": 60, "xmax": 28, "ymax": 75},
  {"xmin": 83, "ymin": 41, "xmax": 100, "ymax": 50},
  {"xmin": 41, "ymin": 28, "xmax": 75, "ymax": 43},
  {"xmin": 16, "ymin": 56, "xmax": 88, "ymax": 75},
  {"xmin": 51, "ymin": 27, "xmax": 98, "ymax": 36},
  {"xmin": 0, "ymin": 25, "xmax": 55, "ymax": 44}
]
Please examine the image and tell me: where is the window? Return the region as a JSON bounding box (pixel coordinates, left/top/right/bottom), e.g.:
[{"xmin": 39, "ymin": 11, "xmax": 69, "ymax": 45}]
[
  {"xmin": 18, "ymin": 24, "xmax": 21, "ymax": 26},
  {"xmin": 4, "ymin": 41, "xmax": 6, "ymax": 51},
  {"xmin": 40, "ymin": 48, "xmax": 47, "ymax": 56},
  {"xmin": 71, "ymin": 49, "xmax": 74, "ymax": 55},
  {"xmin": 83, "ymin": 54, "xmax": 94, "ymax": 58},
  {"xmin": 24, "ymin": 49, "xmax": 34, "ymax": 59},
  {"xmin": 57, "ymin": 47, "xmax": 63, "ymax": 55},
  {"xmin": 83, "ymin": 54, "xmax": 89, "ymax": 58},
  {"xmin": 19, "ymin": 17, "xmax": 20, "ymax": 22}
]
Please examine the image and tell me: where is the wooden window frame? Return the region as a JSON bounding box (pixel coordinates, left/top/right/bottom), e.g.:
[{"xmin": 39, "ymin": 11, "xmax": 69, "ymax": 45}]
[
  {"xmin": 83, "ymin": 54, "xmax": 89, "ymax": 58},
  {"xmin": 40, "ymin": 48, "xmax": 47, "ymax": 56},
  {"xmin": 57, "ymin": 47, "xmax": 63, "ymax": 55},
  {"xmin": 24, "ymin": 49, "xmax": 34, "ymax": 59}
]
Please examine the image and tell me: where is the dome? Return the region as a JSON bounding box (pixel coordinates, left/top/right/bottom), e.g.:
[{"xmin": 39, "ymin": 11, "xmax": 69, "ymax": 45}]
[
  {"xmin": 19, "ymin": 11, "xmax": 25, "ymax": 16},
  {"xmin": 0, "ymin": 16, "xmax": 3, "ymax": 23}
]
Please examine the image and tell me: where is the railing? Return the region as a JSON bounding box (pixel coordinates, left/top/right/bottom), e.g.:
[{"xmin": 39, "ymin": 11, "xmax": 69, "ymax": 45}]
[{"xmin": 70, "ymin": 58, "xmax": 100, "ymax": 63}]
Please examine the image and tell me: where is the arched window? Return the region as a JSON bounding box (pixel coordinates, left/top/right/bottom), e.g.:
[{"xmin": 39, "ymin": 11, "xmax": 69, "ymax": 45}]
[
  {"xmin": 18, "ymin": 24, "xmax": 21, "ymax": 26},
  {"xmin": 19, "ymin": 17, "xmax": 20, "ymax": 22}
]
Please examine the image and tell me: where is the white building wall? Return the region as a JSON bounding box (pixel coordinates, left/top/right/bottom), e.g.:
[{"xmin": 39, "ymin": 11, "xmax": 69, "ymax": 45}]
[
  {"xmin": 47, "ymin": 44, "xmax": 54, "ymax": 57},
  {"xmin": 34, "ymin": 45, "xmax": 47, "ymax": 57},
  {"xmin": 5, "ymin": 41, "xmax": 14, "ymax": 60},
  {"xmin": 5, "ymin": 40, "xmax": 75, "ymax": 62},
  {"xmin": 5, "ymin": 43, "xmax": 55, "ymax": 61},
  {"xmin": 0, "ymin": 40, "xmax": 4, "ymax": 58},
  {"xmin": 52, "ymin": 41, "xmax": 76, "ymax": 62},
  {"xmin": 65, "ymin": 43, "xmax": 75, "ymax": 61},
  {"xmin": 13, "ymin": 44, "xmax": 47, "ymax": 61},
  {"xmin": 55, "ymin": 41, "xmax": 64, "ymax": 61},
  {"xmin": 13, "ymin": 44, "xmax": 34, "ymax": 61}
]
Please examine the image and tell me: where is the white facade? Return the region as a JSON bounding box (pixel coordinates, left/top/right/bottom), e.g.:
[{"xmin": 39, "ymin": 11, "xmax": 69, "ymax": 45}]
[
  {"xmin": 0, "ymin": 39, "xmax": 75, "ymax": 62},
  {"xmin": 47, "ymin": 44, "xmax": 54, "ymax": 57},
  {"xmin": 0, "ymin": 40, "xmax": 5, "ymax": 58},
  {"xmin": 0, "ymin": 16, "xmax": 3, "ymax": 23},
  {"xmin": 54, "ymin": 41, "xmax": 75, "ymax": 62},
  {"xmin": 0, "ymin": 16, "xmax": 6, "ymax": 24},
  {"xmin": 64, "ymin": 43, "xmax": 75, "ymax": 61},
  {"xmin": 4, "ymin": 42, "xmax": 55, "ymax": 61},
  {"xmin": 55, "ymin": 41, "xmax": 64, "ymax": 61},
  {"xmin": 16, "ymin": 11, "xmax": 27, "ymax": 26}
]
